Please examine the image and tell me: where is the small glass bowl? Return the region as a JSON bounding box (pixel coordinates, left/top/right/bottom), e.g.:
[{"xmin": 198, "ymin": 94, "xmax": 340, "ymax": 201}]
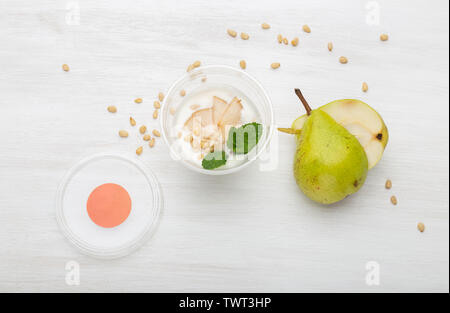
[{"xmin": 160, "ymin": 65, "xmax": 274, "ymax": 175}]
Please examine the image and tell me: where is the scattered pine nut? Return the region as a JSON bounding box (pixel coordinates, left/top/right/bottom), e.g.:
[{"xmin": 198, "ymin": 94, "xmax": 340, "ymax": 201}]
[
  {"xmin": 107, "ymin": 105, "xmax": 117, "ymax": 113},
  {"xmin": 180, "ymin": 90, "xmax": 186, "ymax": 97},
  {"xmin": 143, "ymin": 134, "xmax": 151, "ymax": 141},
  {"xmin": 227, "ymin": 29, "xmax": 237, "ymax": 38},
  {"xmin": 149, "ymin": 138, "xmax": 156, "ymax": 148},
  {"xmin": 119, "ymin": 130, "xmax": 129, "ymax": 138},
  {"xmin": 170, "ymin": 107, "xmax": 176, "ymax": 115},
  {"xmin": 135, "ymin": 98, "xmax": 143, "ymax": 104},
  {"xmin": 291, "ymin": 37, "xmax": 299, "ymax": 47},
  {"xmin": 271, "ymin": 62, "xmax": 281, "ymax": 69},
  {"xmin": 283, "ymin": 37, "xmax": 289, "ymax": 45},
  {"xmin": 390, "ymin": 195, "xmax": 398, "ymax": 206},
  {"xmin": 362, "ymin": 82, "xmax": 369, "ymax": 92},
  {"xmin": 262, "ymin": 23, "xmax": 271, "ymax": 29},
  {"xmin": 62, "ymin": 64, "xmax": 70, "ymax": 72},
  {"xmin": 193, "ymin": 61, "xmax": 201, "ymax": 68},
  {"xmin": 153, "ymin": 110, "xmax": 159, "ymax": 119},
  {"xmin": 240, "ymin": 60, "xmax": 246, "ymax": 69},
  {"xmin": 339, "ymin": 56, "xmax": 348, "ymax": 64},
  {"xmin": 328, "ymin": 42, "xmax": 333, "ymax": 52},
  {"xmin": 187, "ymin": 64, "xmax": 195, "ymax": 72},
  {"xmin": 417, "ymin": 222, "xmax": 425, "ymax": 233},
  {"xmin": 139, "ymin": 125, "xmax": 147, "ymax": 134},
  {"xmin": 152, "ymin": 129, "xmax": 161, "ymax": 137},
  {"xmin": 385, "ymin": 179, "xmax": 392, "ymax": 189},
  {"xmin": 201, "ymin": 77, "xmax": 207, "ymax": 83},
  {"xmin": 380, "ymin": 34, "xmax": 389, "ymax": 41},
  {"xmin": 277, "ymin": 34, "xmax": 283, "ymax": 44},
  {"xmin": 136, "ymin": 146, "xmax": 143, "ymax": 155},
  {"xmin": 154, "ymin": 101, "xmax": 161, "ymax": 109},
  {"xmin": 158, "ymin": 92, "xmax": 164, "ymax": 102},
  {"xmin": 130, "ymin": 117, "xmax": 136, "ymax": 126},
  {"xmin": 241, "ymin": 32, "xmax": 250, "ymax": 40},
  {"xmin": 302, "ymin": 25, "xmax": 311, "ymax": 33}
]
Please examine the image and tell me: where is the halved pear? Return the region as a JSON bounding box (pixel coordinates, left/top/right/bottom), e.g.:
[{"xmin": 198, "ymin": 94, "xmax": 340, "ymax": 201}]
[{"xmin": 292, "ymin": 99, "xmax": 388, "ymax": 169}]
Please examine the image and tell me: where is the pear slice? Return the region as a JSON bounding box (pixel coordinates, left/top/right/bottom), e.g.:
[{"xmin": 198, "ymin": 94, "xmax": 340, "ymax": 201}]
[
  {"xmin": 184, "ymin": 108, "xmax": 214, "ymax": 131},
  {"xmin": 291, "ymin": 99, "xmax": 388, "ymax": 169},
  {"xmin": 213, "ymin": 96, "xmax": 228, "ymax": 125}
]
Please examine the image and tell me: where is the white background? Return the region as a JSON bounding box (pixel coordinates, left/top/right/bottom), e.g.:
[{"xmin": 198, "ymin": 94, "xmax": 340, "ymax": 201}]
[{"xmin": 0, "ymin": 0, "xmax": 448, "ymax": 292}]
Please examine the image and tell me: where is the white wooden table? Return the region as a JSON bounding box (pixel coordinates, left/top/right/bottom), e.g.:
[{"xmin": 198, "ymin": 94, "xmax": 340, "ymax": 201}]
[{"xmin": 0, "ymin": 0, "xmax": 448, "ymax": 293}]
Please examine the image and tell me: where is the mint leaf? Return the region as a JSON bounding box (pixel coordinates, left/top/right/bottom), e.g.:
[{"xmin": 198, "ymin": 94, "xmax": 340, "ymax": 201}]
[
  {"xmin": 202, "ymin": 151, "xmax": 227, "ymax": 170},
  {"xmin": 227, "ymin": 122, "xmax": 263, "ymax": 154}
]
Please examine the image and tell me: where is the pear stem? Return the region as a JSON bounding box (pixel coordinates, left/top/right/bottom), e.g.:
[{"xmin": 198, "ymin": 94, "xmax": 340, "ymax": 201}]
[{"xmin": 295, "ymin": 89, "xmax": 312, "ymax": 116}]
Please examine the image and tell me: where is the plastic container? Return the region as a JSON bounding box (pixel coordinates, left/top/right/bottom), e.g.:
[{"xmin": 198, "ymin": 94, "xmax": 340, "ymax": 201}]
[
  {"xmin": 160, "ymin": 65, "xmax": 274, "ymax": 175},
  {"xmin": 56, "ymin": 153, "xmax": 162, "ymax": 259}
]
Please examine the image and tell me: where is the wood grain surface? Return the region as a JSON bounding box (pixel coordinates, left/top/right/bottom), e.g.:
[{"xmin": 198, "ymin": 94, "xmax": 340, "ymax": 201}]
[{"xmin": 0, "ymin": 0, "xmax": 448, "ymax": 292}]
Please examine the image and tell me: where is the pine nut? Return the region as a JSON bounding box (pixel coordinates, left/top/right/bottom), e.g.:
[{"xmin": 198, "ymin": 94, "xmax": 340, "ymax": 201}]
[
  {"xmin": 62, "ymin": 64, "xmax": 70, "ymax": 72},
  {"xmin": 136, "ymin": 146, "xmax": 143, "ymax": 155},
  {"xmin": 143, "ymin": 134, "xmax": 151, "ymax": 141},
  {"xmin": 390, "ymin": 196, "xmax": 398, "ymax": 205},
  {"xmin": 339, "ymin": 56, "xmax": 348, "ymax": 64},
  {"xmin": 385, "ymin": 179, "xmax": 392, "ymax": 189},
  {"xmin": 362, "ymin": 82, "xmax": 369, "ymax": 92},
  {"xmin": 380, "ymin": 34, "xmax": 389, "ymax": 41},
  {"xmin": 154, "ymin": 101, "xmax": 161, "ymax": 109},
  {"xmin": 149, "ymin": 138, "xmax": 155, "ymax": 148},
  {"xmin": 135, "ymin": 98, "xmax": 143, "ymax": 104},
  {"xmin": 291, "ymin": 37, "xmax": 299, "ymax": 47},
  {"xmin": 119, "ymin": 130, "xmax": 129, "ymax": 138},
  {"xmin": 227, "ymin": 29, "xmax": 237, "ymax": 38},
  {"xmin": 152, "ymin": 129, "xmax": 160, "ymax": 137},
  {"xmin": 302, "ymin": 25, "xmax": 311, "ymax": 33},
  {"xmin": 180, "ymin": 90, "xmax": 186, "ymax": 97},
  {"xmin": 130, "ymin": 117, "xmax": 136, "ymax": 126},
  {"xmin": 158, "ymin": 92, "xmax": 164, "ymax": 102},
  {"xmin": 241, "ymin": 32, "xmax": 250, "ymax": 40},
  {"xmin": 328, "ymin": 42, "xmax": 333, "ymax": 51},
  {"xmin": 240, "ymin": 60, "xmax": 246, "ymax": 69},
  {"xmin": 153, "ymin": 110, "xmax": 158, "ymax": 119},
  {"xmin": 417, "ymin": 222, "xmax": 425, "ymax": 233},
  {"xmin": 139, "ymin": 125, "xmax": 147, "ymax": 134},
  {"xmin": 107, "ymin": 105, "xmax": 117, "ymax": 113},
  {"xmin": 262, "ymin": 23, "xmax": 270, "ymax": 29},
  {"xmin": 271, "ymin": 62, "xmax": 281, "ymax": 69}
]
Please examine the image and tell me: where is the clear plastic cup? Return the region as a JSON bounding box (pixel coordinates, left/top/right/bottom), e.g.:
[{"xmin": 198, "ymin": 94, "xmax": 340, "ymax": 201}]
[{"xmin": 160, "ymin": 65, "xmax": 274, "ymax": 175}]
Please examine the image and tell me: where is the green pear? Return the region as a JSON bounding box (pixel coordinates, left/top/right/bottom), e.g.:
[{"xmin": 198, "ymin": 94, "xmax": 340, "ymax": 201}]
[
  {"xmin": 295, "ymin": 109, "xmax": 368, "ymax": 204},
  {"xmin": 280, "ymin": 89, "xmax": 370, "ymax": 204}
]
